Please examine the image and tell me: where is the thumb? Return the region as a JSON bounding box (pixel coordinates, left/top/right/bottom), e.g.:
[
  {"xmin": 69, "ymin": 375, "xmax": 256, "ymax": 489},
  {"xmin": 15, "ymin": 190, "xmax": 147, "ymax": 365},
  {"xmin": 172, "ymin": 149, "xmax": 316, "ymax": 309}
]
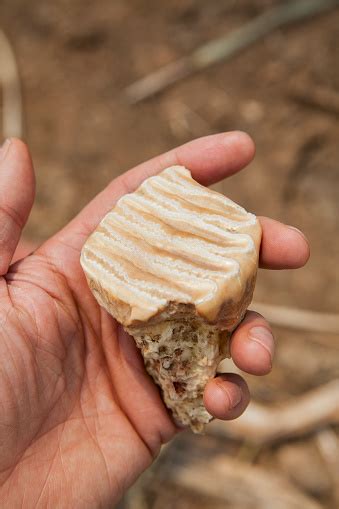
[{"xmin": 0, "ymin": 138, "xmax": 35, "ymax": 275}]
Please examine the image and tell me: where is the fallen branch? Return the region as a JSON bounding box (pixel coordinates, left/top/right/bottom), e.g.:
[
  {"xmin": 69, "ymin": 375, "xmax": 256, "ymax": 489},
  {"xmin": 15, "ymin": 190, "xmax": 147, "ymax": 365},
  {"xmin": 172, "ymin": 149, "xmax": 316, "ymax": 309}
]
[
  {"xmin": 170, "ymin": 456, "xmax": 323, "ymax": 509},
  {"xmin": 289, "ymin": 81, "xmax": 339, "ymax": 116},
  {"xmin": 277, "ymin": 440, "xmax": 332, "ymax": 498},
  {"xmin": 208, "ymin": 379, "xmax": 339, "ymax": 445},
  {"xmin": 252, "ymin": 301, "xmax": 339, "ymax": 335},
  {"xmin": 125, "ymin": 0, "xmax": 339, "ymax": 103},
  {"xmin": 0, "ymin": 29, "xmax": 23, "ymax": 138},
  {"xmin": 315, "ymin": 428, "xmax": 339, "ymax": 505}
]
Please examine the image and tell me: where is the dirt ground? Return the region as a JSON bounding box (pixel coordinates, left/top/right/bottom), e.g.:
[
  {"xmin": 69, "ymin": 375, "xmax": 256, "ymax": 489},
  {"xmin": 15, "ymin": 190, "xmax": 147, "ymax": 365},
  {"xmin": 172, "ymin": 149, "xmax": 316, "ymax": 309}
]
[{"xmin": 1, "ymin": 1, "xmax": 339, "ymax": 508}]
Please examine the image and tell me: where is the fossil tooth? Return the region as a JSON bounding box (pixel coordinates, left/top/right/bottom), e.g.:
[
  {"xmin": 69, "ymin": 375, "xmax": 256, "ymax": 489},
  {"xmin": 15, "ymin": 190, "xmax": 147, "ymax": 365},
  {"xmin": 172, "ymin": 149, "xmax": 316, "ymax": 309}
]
[{"xmin": 80, "ymin": 166, "xmax": 261, "ymax": 432}]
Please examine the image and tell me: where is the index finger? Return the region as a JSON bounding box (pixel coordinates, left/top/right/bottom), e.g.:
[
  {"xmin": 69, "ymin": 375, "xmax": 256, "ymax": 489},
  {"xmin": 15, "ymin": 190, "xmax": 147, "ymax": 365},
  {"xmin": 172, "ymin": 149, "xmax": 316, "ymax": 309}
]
[{"xmin": 54, "ymin": 131, "xmax": 255, "ymax": 252}]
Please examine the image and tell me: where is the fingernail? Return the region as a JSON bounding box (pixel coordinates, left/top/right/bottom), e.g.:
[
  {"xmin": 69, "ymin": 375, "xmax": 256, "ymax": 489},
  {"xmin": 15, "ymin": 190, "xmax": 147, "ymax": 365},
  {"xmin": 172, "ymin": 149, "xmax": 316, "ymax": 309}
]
[
  {"xmin": 216, "ymin": 379, "xmax": 242, "ymax": 409},
  {"xmin": 0, "ymin": 139, "xmax": 12, "ymax": 162},
  {"xmin": 287, "ymin": 225, "xmax": 308, "ymax": 243},
  {"xmin": 248, "ymin": 326, "xmax": 274, "ymax": 363}
]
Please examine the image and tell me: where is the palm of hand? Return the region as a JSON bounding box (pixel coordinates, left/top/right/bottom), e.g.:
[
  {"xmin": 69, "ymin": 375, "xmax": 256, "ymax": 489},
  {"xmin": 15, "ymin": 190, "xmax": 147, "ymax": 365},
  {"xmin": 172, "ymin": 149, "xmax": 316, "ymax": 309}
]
[
  {"xmin": 0, "ymin": 245, "xmax": 173, "ymax": 506},
  {"xmin": 0, "ymin": 135, "xmax": 309, "ymax": 507}
]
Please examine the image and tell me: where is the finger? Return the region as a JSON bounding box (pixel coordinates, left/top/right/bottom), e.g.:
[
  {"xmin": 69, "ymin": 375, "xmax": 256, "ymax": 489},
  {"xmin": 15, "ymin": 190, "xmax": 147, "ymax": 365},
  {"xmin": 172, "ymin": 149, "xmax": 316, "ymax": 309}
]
[
  {"xmin": 54, "ymin": 131, "xmax": 255, "ymax": 252},
  {"xmin": 0, "ymin": 139, "xmax": 35, "ymax": 275},
  {"xmin": 121, "ymin": 129, "xmax": 255, "ymax": 188},
  {"xmin": 230, "ymin": 311, "xmax": 274, "ymax": 376},
  {"xmin": 259, "ymin": 217, "xmax": 310, "ymax": 269},
  {"xmin": 204, "ymin": 373, "xmax": 250, "ymax": 421}
]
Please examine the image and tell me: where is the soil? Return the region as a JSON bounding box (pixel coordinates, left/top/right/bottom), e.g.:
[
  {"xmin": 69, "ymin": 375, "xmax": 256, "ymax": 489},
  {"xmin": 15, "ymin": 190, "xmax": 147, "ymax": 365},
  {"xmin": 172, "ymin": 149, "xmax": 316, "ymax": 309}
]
[{"xmin": 1, "ymin": 1, "xmax": 339, "ymax": 508}]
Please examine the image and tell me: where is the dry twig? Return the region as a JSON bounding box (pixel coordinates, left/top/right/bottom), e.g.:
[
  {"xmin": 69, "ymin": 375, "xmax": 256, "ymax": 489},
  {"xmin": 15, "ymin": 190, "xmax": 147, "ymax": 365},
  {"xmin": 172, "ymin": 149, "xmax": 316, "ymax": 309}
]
[
  {"xmin": 252, "ymin": 301, "xmax": 339, "ymax": 335},
  {"xmin": 125, "ymin": 0, "xmax": 339, "ymax": 104},
  {"xmin": 289, "ymin": 81, "xmax": 339, "ymax": 116},
  {"xmin": 0, "ymin": 29, "xmax": 23, "ymax": 138},
  {"xmin": 315, "ymin": 428, "xmax": 339, "ymax": 504},
  {"xmin": 171, "ymin": 455, "xmax": 323, "ymax": 509},
  {"xmin": 209, "ymin": 380, "xmax": 339, "ymax": 445}
]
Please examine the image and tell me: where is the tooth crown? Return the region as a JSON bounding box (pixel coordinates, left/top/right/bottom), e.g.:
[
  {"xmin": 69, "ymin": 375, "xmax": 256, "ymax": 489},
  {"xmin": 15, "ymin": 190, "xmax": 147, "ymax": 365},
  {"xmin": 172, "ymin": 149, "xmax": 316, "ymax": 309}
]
[{"xmin": 80, "ymin": 166, "xmax": 261, "ymax": 327}]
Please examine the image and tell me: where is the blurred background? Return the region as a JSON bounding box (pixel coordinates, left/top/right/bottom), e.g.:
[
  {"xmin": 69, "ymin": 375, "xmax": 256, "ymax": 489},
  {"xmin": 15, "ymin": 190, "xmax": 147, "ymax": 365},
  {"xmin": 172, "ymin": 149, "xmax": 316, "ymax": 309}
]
[{"xmin": 1, "ymin": 1, "xmax": 339, "ymax": 508}]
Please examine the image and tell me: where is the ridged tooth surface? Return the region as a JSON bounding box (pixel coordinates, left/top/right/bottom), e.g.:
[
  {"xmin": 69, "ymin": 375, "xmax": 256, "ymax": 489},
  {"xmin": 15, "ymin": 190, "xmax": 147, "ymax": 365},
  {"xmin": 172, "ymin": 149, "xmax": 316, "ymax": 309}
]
[{"xmin": 81, "ymin": 166, "xmax": 261, "ymax": 325}]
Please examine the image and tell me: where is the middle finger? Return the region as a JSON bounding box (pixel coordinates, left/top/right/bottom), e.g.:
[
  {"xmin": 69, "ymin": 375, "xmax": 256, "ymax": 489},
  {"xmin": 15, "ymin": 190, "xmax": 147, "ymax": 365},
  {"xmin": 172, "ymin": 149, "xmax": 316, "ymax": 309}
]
[{"xmin": 230, "ymin": 310, "xmax": 275, "ymax": 376}]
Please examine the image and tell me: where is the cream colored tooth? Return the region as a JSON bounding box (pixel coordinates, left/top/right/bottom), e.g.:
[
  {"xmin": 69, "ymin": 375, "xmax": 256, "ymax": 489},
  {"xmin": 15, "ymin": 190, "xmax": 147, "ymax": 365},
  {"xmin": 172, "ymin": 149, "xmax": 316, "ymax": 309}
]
[
  {"xmin": 147, "ymin": 170, "xmax": 249, "ymax": 218},
  {"xmin": 81, "ymin": 165, "xmax": 262, "ymax": 433},
  {"xmin": 120, "ymin": 194, "xmax": 255, "ymax": 245},
  {"xmin": 118, "ymin": 202, "xmax": 253, "ymax": 249},
  {"xmin": 128, "ymin": 184, "xmax": 254, "ymax": 230},
  {"xmin": 105, "ymin": 211, "xmax": 250, "ymax": 264}
]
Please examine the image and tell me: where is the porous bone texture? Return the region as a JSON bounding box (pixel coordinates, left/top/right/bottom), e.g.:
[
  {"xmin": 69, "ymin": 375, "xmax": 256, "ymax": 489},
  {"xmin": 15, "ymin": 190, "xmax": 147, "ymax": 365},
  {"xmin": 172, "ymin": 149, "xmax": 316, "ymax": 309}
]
[{"xmin": 80, "ymin": 166, "xmax": 261, "ymax": 432}]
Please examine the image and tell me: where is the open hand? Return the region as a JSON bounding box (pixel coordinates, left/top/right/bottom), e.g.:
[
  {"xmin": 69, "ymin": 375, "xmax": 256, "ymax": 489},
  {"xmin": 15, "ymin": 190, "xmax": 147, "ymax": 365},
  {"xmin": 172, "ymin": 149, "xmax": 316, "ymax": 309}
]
[{"xmin": 0, "ymin": 133, "xmax": 309, "ymax": 507}]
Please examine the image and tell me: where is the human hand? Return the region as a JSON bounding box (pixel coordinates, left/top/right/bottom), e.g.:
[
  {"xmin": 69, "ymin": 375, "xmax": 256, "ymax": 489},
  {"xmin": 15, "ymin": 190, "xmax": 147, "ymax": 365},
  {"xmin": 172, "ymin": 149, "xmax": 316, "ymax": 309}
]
[{"xmin": 0, "ymin": 133, "xmax": 309, "ymax": 507}]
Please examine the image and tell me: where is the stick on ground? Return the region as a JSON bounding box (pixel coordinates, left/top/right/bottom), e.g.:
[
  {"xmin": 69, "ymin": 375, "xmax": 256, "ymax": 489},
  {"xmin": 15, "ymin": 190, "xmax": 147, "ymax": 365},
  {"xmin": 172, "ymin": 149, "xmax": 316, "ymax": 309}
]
[
  {"xmin": 289, "ymin": 81, "xmax": 339, "ymax": 117},
  {"xmin": 209, "ymin": 380, "xmax": 339, "ymax": 445},
  {"xmin": 171, "ymin": 455, "xmax": 323, "ymax": 509},
  {"xmin": 252, "ymin": 301, "xmax": 339, "ymax": 335},
  {"xmin": 0, "ymin": 29, "xmax": 23, "ymax": 139},
  {"xmin": 125, "ymin": 0, "xmax": 339, "ymax": 104}
]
